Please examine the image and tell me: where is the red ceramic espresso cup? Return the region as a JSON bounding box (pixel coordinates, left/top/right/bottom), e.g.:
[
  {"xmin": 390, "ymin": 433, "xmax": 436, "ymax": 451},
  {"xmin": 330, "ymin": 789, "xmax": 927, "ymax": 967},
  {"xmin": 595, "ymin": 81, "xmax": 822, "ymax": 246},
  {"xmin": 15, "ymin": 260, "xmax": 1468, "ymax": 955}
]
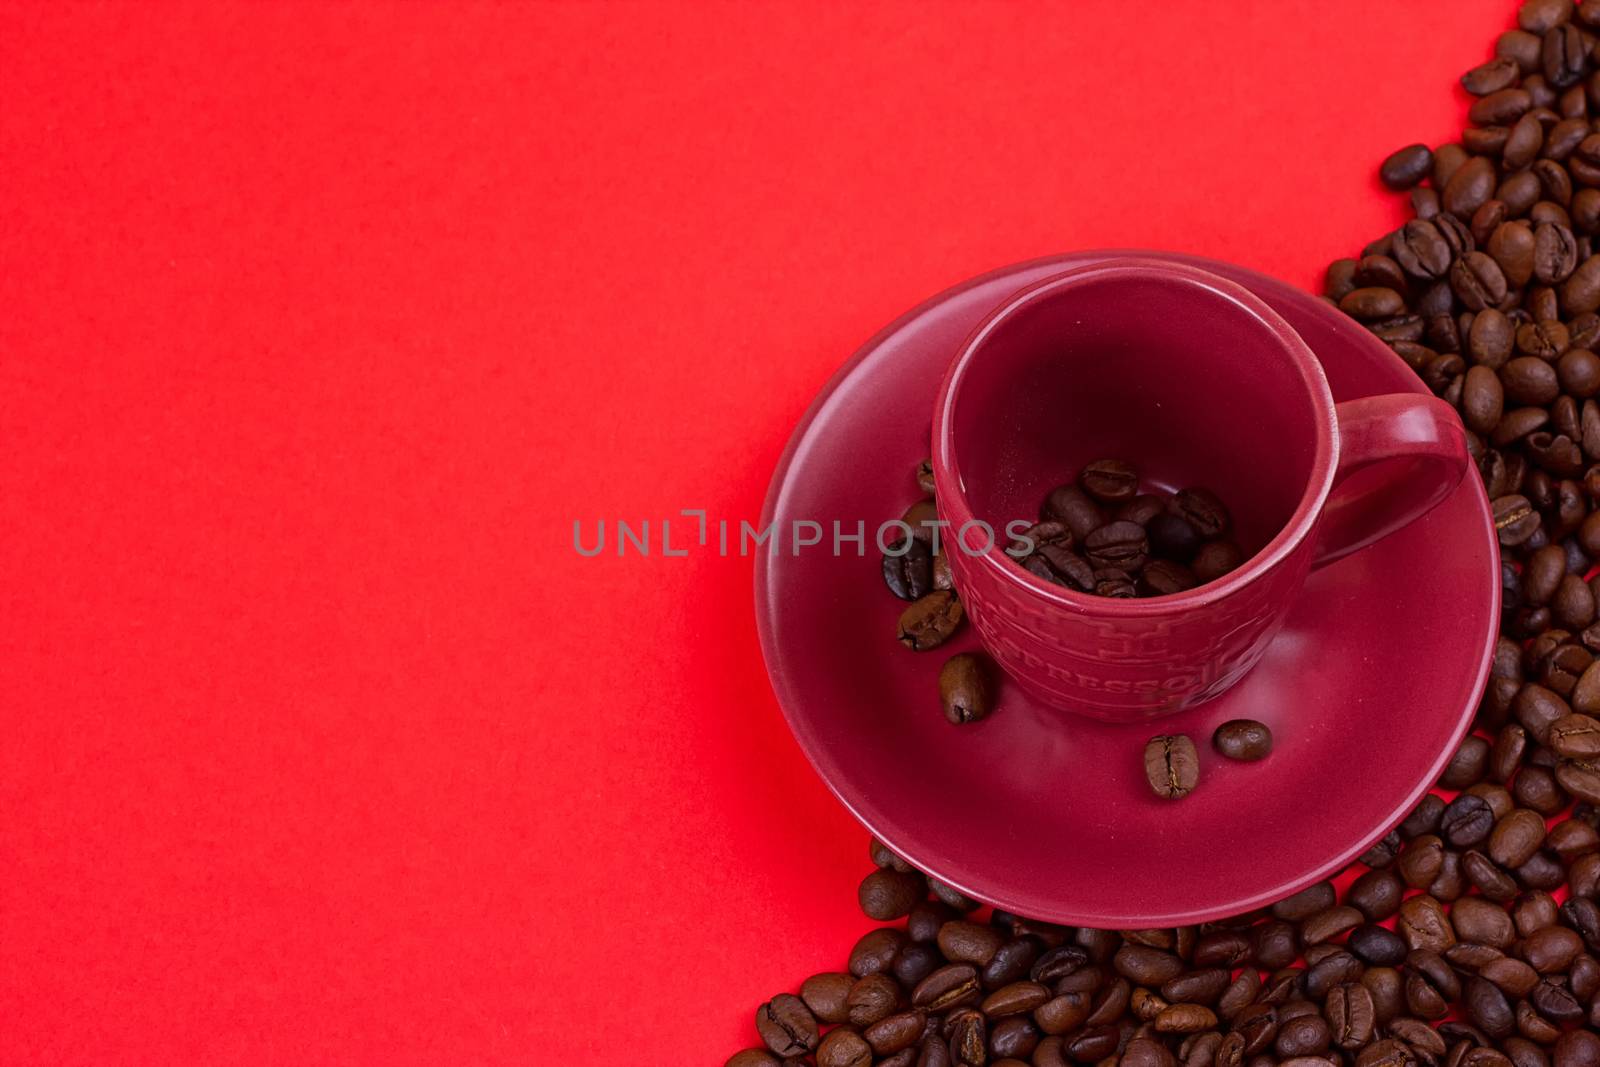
[{"xmin": 932, "ymin": 259, "xmax": 1470, "ymax": 721}]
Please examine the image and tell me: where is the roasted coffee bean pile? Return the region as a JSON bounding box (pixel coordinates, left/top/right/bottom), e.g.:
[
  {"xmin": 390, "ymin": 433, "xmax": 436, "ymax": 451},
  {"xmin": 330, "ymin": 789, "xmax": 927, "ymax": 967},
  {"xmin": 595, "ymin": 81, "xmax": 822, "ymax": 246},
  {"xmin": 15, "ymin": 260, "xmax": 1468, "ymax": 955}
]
[
  {"xmin": 728, "ymin": 2, "xmax": 1600, "ymax": 1063},
  {"xmin": 729, "ymin": 783, "xmax": 1600, "ymax": 1067}
]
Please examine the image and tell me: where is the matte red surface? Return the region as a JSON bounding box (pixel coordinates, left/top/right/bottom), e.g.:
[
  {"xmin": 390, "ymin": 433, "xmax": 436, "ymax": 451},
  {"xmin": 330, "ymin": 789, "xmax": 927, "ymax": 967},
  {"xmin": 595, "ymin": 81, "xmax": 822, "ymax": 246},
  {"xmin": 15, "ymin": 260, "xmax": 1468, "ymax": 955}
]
[
  {"xmin": 931, "ymin": 259, "xmax": 1469, "ymax": 718},
  {"xmin": 758, "ymin": 250, "xmax": 1495, "ymax": 928},
  {"xmin": 0, "ymin": 2, "xmax": 1517, "ymax": 1062}
]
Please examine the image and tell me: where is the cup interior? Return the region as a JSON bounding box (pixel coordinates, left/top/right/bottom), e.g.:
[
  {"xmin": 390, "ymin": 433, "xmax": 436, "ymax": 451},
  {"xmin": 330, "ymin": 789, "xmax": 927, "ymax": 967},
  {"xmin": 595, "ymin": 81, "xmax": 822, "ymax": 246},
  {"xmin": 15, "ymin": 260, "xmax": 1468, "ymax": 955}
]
[{"xmin": 944, "ymin": 266, "xmax": 1329, "ymax": 568}]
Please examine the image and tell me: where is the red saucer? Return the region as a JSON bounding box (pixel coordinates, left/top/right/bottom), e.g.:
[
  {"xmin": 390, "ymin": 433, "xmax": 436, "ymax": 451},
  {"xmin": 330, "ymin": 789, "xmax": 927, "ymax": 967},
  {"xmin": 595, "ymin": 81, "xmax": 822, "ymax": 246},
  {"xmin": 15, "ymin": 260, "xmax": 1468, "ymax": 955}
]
[{"xmin": 755, "ymin": 251, "xmax": 1499, "ymax": 927}]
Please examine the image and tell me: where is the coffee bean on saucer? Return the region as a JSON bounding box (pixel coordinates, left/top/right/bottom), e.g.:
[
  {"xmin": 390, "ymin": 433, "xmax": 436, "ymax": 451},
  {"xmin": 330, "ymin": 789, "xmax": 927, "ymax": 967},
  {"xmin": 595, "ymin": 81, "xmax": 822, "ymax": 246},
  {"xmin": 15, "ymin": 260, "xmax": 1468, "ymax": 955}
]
[
  {"xmin": 915, "ymin": 458, "xmax": 936, "ymax": 496},
  {"xmin": 1169, "ymin": 488, "xmax": 1230, "ymax": 537},
  {"xmin": 1147, "ymin": 512, "xmax": 1200, "ymax": 561},
  {"xmin": 1192, "ymin": 540, "xmax": 1245, "ymax": 582},
  {"xmin": 1144, "ymin": 734, "xmax": 1199, "ymax": 800},
  {"xmin": 897, "ymin": 590, "xmax": 964, "ymax": 651},
  {"xmin": 901, "ymin": 498, "xmax": 940, "ymax": 543},
  {"xmin": 1084, "ymin": 520, "xmax": 1149, "ymax": 571},
  {"xmin": 882, "ymin": 537, "xmax": 934, "ymax": 600},
  {"xmin": 1213, "ymin": 719, "xmax": 1273, "ymax": 761},
  {"xmin": 1041, "ymin": 483, "xmax": 1105, "ymax": 542},
  {"xmin": 939, "ymin": 652, "xmax": 994, "ymax": 725},
  {"xmin": 1079, "ymin": 459, "xmax": 1140, "ymax": 503}
]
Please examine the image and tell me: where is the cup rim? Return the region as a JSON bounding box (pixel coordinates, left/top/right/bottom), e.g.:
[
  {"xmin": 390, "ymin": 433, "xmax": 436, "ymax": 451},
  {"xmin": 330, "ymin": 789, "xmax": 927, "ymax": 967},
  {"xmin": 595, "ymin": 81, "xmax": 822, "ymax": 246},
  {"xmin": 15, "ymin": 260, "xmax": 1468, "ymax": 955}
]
[{"xmin": 932, "ymin": 258, "xmax": 1340, "ymax": 614}]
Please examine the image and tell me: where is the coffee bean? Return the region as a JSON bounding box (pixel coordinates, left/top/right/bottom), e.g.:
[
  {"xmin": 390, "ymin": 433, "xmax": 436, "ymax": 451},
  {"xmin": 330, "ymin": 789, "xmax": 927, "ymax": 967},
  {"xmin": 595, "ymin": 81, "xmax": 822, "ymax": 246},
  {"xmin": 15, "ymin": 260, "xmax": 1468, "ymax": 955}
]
[
  {"xmin": 1398, "ymin": 894, "xmax": 1457, "ymax": 952},
  {"xmin": 727, "ymin": 1048, "xmax": 787, "ymax": 1067},
  {"xmin": 1443, "ymin": 793, "xmax": 1497, "ymax": 847},
  {"xmin": 1472, "ymin": 308, "xmax": 1518, "ymax": 367},
  {"xmin": 1544, "ymin": 23, "xmax": 1586, "ymax": 87},
  {"xmin": 1555, "ymin": 1032, "xmax": 1600, "ymax": 1067},
  {"xmin": 801, "ymin": 972, "xmax": 856, "ymax": 1023},
  {"xmin": 1493, "ymin": 222, "xmax": 1538, "ymax": 288},
  {"xmin": 892, "ymin": 942, "xmax": 939, "ymax": 987},
  {"xmin": 1079, "ymin": 459, "xmax": 1139, "ymax": 504},
  {"xmin": 1443, "ymin": 735, "xmax": 1493, "ymax": 788},
  {"xmin": 849, "ymin": 927, "xmax": 907, "ymax": 977},
  {"xmin": 1402, "ymin": 793, "xmax": 1449, "ymax": 838},
  {"xmin": 911, "ymin": 964, "xmax": 980, "ymax": 1012},
  {"xmin": 1148, "ymin": 512, "xmax": 1201, "ymax": 561},
  {"xmin": 1118, "ymin": 494, "xmax": 1167, "ymax": 526},
  {"xmin": 1488, "ymin": 809, "xmax": 1549, "ymax": 868},
  {"xmin": 1084, "ymin": 520, "xmax": 1149, "ymax": 572},
  {"xmin": 846, "ymin": 973, "xmax": 902, "ymax": 1027},
  {"xmin": 938, "ymin": 652, "xmax": 994, "ymax": 725},
  {"xmin": 1399, "ymin": 835, "xmax": 1447, "ymax": 888},
  {"xmin": 1041, "ymin": 484, "xmax": 1105, "ymax": 543},
  {"xmin": 1551, "ymin": 711, "xmax": 1600, "ymax": 756},
  {"xmin": 897, "ymin": 591, "xmax": 964, "ymax": 651},
  {"xmin": 865, "ymin": 1012, "xmax": 925, "ymax": 1058},
  {"xmin": 1347, "ymin": 868, "xmax": 1406, "ymax": 920},
  {"xmin": 1093, "ymin": 567, "xmax": 1137, "ymax": 598},
  {"xmin": 1455, "ymin": 252, "xmax": 1512, "ymax": 310},
  {"xmin": 1536, "ymin": 222, "xmax": 1580, "ymax": 283},
  {"xmin": 945, "ymin": 1008, "xmax": 985, "ymax": 1066},
  {"xmin": 1192, "ymin": 540, "xmax": 1245, "ymax": 582},
  {"xmin": 1064, "ymin": 1024, "xmax": 1122, "ymax": 1063},
  {"xmin": 1124, "ymin": 1036, "xmax": 1178, "ymax": 1067},
  {"xmin": 1155, "ymin": 1004, "xmax": 1218, "ymax": 1035},
  {"xmin": 1563, "ymin": 255, "xmax": 1600, "ymax": 314},
  {"xmin": 1169, "ymin": 488, "xmax": 1231, "ymax": 538},
  {"xmin": 1141, "ymin": 559, "xmax": 1198, "ymax": 596},
  {"xmin": 1466, "ymin": 365, "xmax": 1508, "ymax": 433},
  {"xmin": 1382, "ymin": 145, "xmax": 1436, "ymax": 188},
  {"xmin": 1017, "ymin": 522, "xmax": 1095, "ymax": 591},
  {"xmin": 1276, "ymin": 1015, "xmax": 1331, "ymax": 1057},
  {"xmin": 937, "ymin": 921, "xmax": 1002, "ymax": 968},
  {"xmin": 1207, "ymin": 719, "xmax": 1272, "ymax": 762},
  {"xmin": 1504, "ymin": 356, "xmax": 1561, "ymax": 406},
  {"xmin": 1347, "ymin": 924, "xmax": 1408, "ymax": 966},
  {"xmin": 817, "ymin": 1027, "xmax": 873, "ymax": 1067},
  {"xmin": 1523, "ymin": 925, "xmax": 1584, "ymax": 972},
  {"xmin": 1447, "ymin": 157, "xmax": 1501, "ymax": 217},
  {"xmin": 858, "ymin": 868, "xmax": 926, "ymax": 921},
  {"xmin": 883, "ymin": 537, "xmax": 935, "ymax": 600},
  {"xmin": 1144, "ymin": 734, "xmax": 1200, "ymax": 800},
  {"xmin": 1466, "ymin": 57, "xmax": 1524, "ymax": 95},
  {"xmin": 1530, "ymin": 977, "xmax": 1583, "ymax": 1022},
  {"xmin": 757, "ymin": 994, "xmax": 820, "ymax": 1057},
  {"xmin": 1495, "ymin": 494, "xmax": 1542, "ymax": 544}
]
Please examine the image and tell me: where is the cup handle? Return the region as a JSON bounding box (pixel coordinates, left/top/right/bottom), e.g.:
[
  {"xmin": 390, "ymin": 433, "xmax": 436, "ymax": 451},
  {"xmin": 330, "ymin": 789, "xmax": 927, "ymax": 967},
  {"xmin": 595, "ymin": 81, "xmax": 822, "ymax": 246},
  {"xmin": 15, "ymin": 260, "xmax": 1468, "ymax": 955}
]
[{"xmin": 1311, "ymin": 393, "xmax": 1471, "ymax": 570}]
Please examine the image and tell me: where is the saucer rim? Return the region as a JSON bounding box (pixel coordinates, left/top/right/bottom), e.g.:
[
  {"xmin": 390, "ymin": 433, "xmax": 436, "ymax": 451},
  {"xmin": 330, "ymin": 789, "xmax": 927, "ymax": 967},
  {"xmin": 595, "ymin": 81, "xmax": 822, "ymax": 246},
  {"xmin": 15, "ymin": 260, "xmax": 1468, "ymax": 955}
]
[{"xmin": 754, "ymin": 249, "xmax": 1499, "ymax": 926}]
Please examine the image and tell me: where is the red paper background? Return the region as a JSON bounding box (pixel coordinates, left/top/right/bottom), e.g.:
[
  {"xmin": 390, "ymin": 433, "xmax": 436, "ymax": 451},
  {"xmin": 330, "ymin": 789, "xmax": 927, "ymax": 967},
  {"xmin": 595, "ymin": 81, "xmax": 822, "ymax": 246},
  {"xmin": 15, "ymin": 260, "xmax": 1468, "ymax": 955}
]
[{"xmin": 0, "ymin": 2, "xmax": 1516, "ymax": 1062}]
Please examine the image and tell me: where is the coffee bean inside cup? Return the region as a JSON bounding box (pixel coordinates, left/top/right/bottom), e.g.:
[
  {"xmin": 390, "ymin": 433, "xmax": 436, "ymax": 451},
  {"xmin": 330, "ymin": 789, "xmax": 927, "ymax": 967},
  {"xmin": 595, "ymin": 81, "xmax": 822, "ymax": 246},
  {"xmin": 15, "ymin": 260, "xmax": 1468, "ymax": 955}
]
[{"xmin": 1019, "ymin": 460, "xmax": 1244, "ymax": 598}]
